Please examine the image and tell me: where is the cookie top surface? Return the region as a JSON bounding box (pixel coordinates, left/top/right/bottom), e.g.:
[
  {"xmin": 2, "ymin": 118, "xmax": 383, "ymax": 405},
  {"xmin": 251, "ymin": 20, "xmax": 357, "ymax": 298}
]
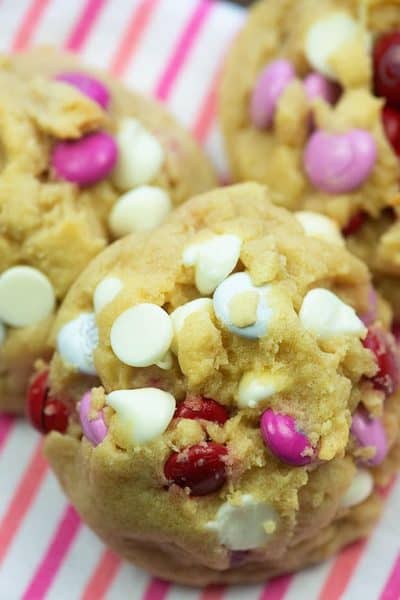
[{"xmin": 219, "ymin": 0, "xmax": 400, "ymax": 274}]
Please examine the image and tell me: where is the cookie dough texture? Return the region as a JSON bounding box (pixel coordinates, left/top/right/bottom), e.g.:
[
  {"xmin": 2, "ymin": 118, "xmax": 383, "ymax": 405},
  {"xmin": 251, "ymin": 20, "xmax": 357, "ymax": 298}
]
[
  {"xmin": 0, "ymin": 48, "xmax": 215, "ymax": 413},
  {"xmin": 219, "ymin": 0, "xmax": 400, "ymax": 312},
  {"xmin": 45, "ymin": 184, "xmax": 400, "ymax": 585}
]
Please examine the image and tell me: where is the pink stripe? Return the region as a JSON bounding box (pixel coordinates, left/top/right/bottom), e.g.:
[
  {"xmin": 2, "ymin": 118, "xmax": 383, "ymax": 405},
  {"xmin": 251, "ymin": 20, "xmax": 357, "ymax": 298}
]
[
  {"xmin": 142, "ymin": 578, "xmax": 170, "ymax": 600},
  {"xmin": 11, "ymin": 0, "xmax": 51, "ymax": 50},
  {"xmin": 0, "ymin": 415, "xmax": 15, "ymax": 453},
  {"xmin": 154, "ymin": 0, "xmax": 214, "ymax": 100},
  {"xmin": 22, "ymin": 505, "xmax": 81, "ymax": 600},
  {"xmin": 380, "ymin": 553, "xmax": 400, "ymax": 600},
  {"xmin": 65, "ymin": 0, "xmax": 107, "ymax": 51},
  {"xmin": 259, "ymin": 574, "xmax": 293, "ymax": 600}
]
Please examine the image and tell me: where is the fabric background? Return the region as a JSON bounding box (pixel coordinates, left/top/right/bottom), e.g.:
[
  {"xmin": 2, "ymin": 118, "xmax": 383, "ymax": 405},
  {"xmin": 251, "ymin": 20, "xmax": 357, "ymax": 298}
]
[{"xmin": 0, "ymin": 1, "xmax": 399, "ymax": 598}]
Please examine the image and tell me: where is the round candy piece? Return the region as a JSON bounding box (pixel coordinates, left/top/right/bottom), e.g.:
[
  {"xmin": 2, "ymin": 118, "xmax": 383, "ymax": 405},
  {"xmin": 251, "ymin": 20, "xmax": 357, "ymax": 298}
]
[
  {"xmin": 109, "ymin": 186, "xmax": 171, "ymax": 237},
  {"xmin": 112, "ymin": 118, "xmax": 164, "ymax": 190},
  {"xmin": 213, "ymin": 272, "xmax": 273, "ymax": 340},
  {"xmin": 382, "ymin": 105, "xmax": 400, "ymax": 156},
  {"xmin": 27, "ymin": 370, "xmax": 69, "ymax": 434},
  {"xmin": 363, "ymin": 326, "xmax": 400, "ymax": 397},
  {"xmin": 373, "ymin": 31, "xmax": 400, "ymax": 108},
  {"xmin": 110, "ymin": 303, "xmax": 173, "ymax": 368},
  {"xmin": 107, "ymin": 388, "xmax": 176, "ymax": 445},
  {"xmin": 304, "ymin": 129, "xmax": 377, "ymax": 194},
  {"xmin": 303, "ymin": 72, "xmax": 341, "ymax": 105},
  {"xmin": 351, "ymin": 409, "xmax": 388, "ymax": 466},
  {"xmin": 55, "ymin": 72, "xmax": 110, "ymax": 109},
  {"xmin": 57, "ymin": 312, "xmax": 99, "ymax": 375},
  {"xmin": 52, "ymin": 131, "xmax": 118, "ymax": 186},
  {"xmin": 174, "ymin": 396, "xmax": 229, "ymax": 425},
  {"xmin": 250, "ymin": 59, "xmax": 295, "ymax": 129},
  {"xmin": 341, "ymin": 469, "xmax": 374, "ymax": 508},
  {"xmin": 164, "ymin": 442, "xmax": 228, "ymax": 496},
  {"xmin": 0, "ymin": 266, "xmax": 55, "ymax": 328},
  {"xmin": 260, "ymin": 410, "xmax": 314, "ymax": 466},
  {"xmin": 79, "ymin": 392, "xmax": 108, "ymax": 446},
  {"xmin": 93, "ymin": 277, "xmax": 123, "ymax": 313}
]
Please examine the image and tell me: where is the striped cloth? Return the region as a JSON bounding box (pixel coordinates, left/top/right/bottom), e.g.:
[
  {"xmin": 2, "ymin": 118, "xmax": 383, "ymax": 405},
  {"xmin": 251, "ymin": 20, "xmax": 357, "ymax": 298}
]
[{"xmin": 0, "ymin": 1, "xmax": 399, "ymax": 598}]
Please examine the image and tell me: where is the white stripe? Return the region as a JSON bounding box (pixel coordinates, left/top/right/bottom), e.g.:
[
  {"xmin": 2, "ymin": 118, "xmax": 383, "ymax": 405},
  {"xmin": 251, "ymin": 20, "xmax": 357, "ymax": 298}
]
[
  {"xmin": 0, "ymin": 473, "xmax": 66, "ymax": 599},
  {"xmin": 226, "ymin": 584, "xmax": 264, "ymax": 600},
  {"xmin": 29, "ymin": 0, "xmax": 83, "ymax": 46},
  {"xmin": 107, "ymin": 563, "xmax": 150, "ymax": 600},
  {"xmin": 123, "ymin": 0, "xmax": 197, "ymax": 95},
  {"xmin": 285, "ymin": 561, "xmax": 333, "ymax": 600},
  {"xmin": 204, "ymin": 125, "xmax": 230, "ymax": 179},
  {"xmin": 0, "ymin": 0, "xmax": 32, "ymax": 50},
  {"xmin": 46, "ymin": 526, "xmax": 104, "ymax": 600}
]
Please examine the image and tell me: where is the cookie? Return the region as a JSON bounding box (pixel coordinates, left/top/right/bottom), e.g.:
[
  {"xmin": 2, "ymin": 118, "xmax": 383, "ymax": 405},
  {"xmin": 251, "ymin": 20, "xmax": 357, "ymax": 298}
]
[
  {"xmin": 31, "ymin": 183, "xmax": 400, "ymax": 585},
  {"xmin": 0, "ymin": 48, "xmax": 215, "ymax": 413},
  {"xmin": 219, "ymin": 0, "xmax": 400, "ymax": 315}
]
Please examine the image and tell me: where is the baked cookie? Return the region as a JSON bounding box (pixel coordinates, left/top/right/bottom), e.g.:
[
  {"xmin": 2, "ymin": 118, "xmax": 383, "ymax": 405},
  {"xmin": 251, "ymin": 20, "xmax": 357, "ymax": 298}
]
[
  {"xmin": 0, "ymin": 48, "xmax": 215, "ymax": 414},
  {"xmin": 30, "ymin": 184, "xmax": 400, "ymax": 585},
  {"xmin": 220, "ymin": 0, "xmax": 400, "ymax": 315}
]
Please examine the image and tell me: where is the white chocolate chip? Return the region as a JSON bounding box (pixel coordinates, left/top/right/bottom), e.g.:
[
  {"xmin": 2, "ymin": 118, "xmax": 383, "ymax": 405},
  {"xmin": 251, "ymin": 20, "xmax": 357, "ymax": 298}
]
[
  {"xmin": 112, "ymin": 118, "xmax": 164, "ymax": 190},
  {"xmin": 341, "ymin": 469, "xmax": 374, "ymax": 508},
  {"xmin": 295, "ymin": 211, "xmax": 344, "ymax": 246},
  {"xmin": 109, "ymin": 186, "xmax": 171, "ymax": 237},
  {"xmin": 305, "ymin": 12, "xmax": 371, "ymax": 79},
  {"xmin": 0, "ymin": 322, "xmax": 5, "ymax": 347},
  {"xmin": 106, "ymin": 387, "xmax": 176, "ymax": 444},
  {"xmin": 170, "ymin": 298, "xmax": 213, "ymax": 353},
  {"xmin": 299, "ymin": 288, "xmax": 366, "ymax": 339},
  {"xmin": 206, "ymin": 495, "xmax": 278, "ymax": 551},
  {"xmin": 237, "ymin": 372, "xmax": 286, "ymax": 409},
  {"xmin": 213, "ymin": 272, "xmax": 273, "ymax": 339},
  {"xmin": 57, "ymin": 313, "xmax": 99, "ymax": 375},
  {"xmin": 0, "ymin": 266, "xmax": 55, "ymax": 328},
  {"xmin": 110, "ymin": 303, "xmax": 173, "ymax": 367},
  {"xmin": 93, "ymin": 277, "xmax": 123, "ymax": 313},
  {"xmin": 183, "ymin": 234, "xmax": 242, "ymax": 295},
  {"xmin": 155, "ymin": 351, "xmax": 173, "ymax": 370}
]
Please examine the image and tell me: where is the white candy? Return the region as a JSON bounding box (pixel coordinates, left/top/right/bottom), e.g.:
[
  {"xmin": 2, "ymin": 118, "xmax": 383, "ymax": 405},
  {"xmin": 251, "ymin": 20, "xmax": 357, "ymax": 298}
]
[
  {"xmin": 237, "ymin": 372, "xmax": 283, "ymax": 408},
  {"xmin": 93, "ymin": 277, "xmax": 123, "ymax": 313},
  {"xmin": 183, "ymin": 234, "xmax": 242, "ymax": 295},
  {"xmin": 170, "ymin": 298, "xmax": 213, "ymax": 353},
  {"xmin": 109, "ymin": 186, "xmax": 171, "ymax": 237},
  {"xmin": 299, "ymin": 288, "xmax": 366, "ymax": 339},
  {"xmin": 57, "ymin": 312, "xmax": 99, "ymax": 375},
  {"xmin": 110, "ymin": 303, "xmax": 173, "ymax": 367},
  {"xmin": 0, "ymin": 322, "xmax": 5, "ymax": 347},
  {"xmin": 206, "ymin": 495, "xmax": 278, "ymax": 551},
  {"xmin": 0, "ymin": 266, "xmax": 55, "ymax": 328},
  {"xmin": 113, "ymin": 118, "xmax": 164, "ymax": 190},
  {"xmin": 341, "ymin": 469, "xmax": 374, "ymax": 508},
  {"xmin": 213, "ymin": 272, "xmax": 272, "ymax": 339},
  {"xmin": 106, "ymin": 387, "xmax": 176, "ymax": 444},
  {"xmin": 295, "ymin": 211, "xmax": 344, "ymax": 246},
  {"xmin": 305, "ymin": 12, "xmax": 371, "ymax": 79}
]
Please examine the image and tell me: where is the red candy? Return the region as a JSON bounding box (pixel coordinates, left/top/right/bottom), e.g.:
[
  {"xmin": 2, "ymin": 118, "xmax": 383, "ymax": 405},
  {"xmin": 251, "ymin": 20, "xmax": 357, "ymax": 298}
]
[
  {"xmin": 382, "ymin": 105, "xmax": 400, "ymax": 156},
  {"xmin": 342, "ymin": 212, "xmax": 366, "ymax": 237},
  {"xmin": 363, "ymin": 326, "xmax": 400, "ymax": 397},
  {"xmin": 374, "ymin": 31, "xmax": 400, "ymax": 107},
  {"xmin": 27, "ymin": 371, "xmax": 69, "ymax": 434},
  {"xmin": 174, "ymin": 396, "xmax": 229, "ymax": 425},
  {"xmin": 164, "ymin": 442, "xmax": 228, "ymax": 496}
]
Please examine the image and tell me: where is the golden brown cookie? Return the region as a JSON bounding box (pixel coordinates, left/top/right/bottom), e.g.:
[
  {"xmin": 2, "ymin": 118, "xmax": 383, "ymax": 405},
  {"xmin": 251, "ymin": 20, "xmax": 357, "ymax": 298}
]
[
  {"xmin": 0, "ymin": 48, "xmax": 215, "ymax": 413},
  {"xmin": 35, "ymin": 183, "xmax": 400, "ymax": 585},
  {"xmin": 219, "ymin": 0, "xmax": 400, "ymax": 315}
]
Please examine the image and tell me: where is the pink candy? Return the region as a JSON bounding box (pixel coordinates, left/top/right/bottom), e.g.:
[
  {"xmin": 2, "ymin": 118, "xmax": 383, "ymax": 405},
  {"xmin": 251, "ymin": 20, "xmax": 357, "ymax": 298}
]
[
  {"xmin": 304, "ymin": 129, "xmax": 377, "ymax": 194},
  {"xmin": 52, "ymin": 131, "xmax": 118, "ymax": 186},
  {"xmin": 351, "ymin": 409, "xmax": 388, "ymax": 466},
  {"xmin": 79, "ymin": 392, "xmax": 108, "ymax": 447},
  {"xmin": 250, "ymin": 59, "xmax": 295, "ymax": 129},
  {"xmin": 55, "ymin": 72, "xmax": 110, "ymax": 109},
  {"xmin": 260, "ymin": 409, "xmax": 314, "ymax": 466},
  {"xmin": 303, "ymin": 73, "xmax": 341, "ymax": 105}
]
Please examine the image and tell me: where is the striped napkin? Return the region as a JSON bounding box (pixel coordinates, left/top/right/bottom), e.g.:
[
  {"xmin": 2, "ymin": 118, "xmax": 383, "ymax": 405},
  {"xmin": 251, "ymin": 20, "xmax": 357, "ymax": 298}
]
[{"xmin": 0, "ymin": 1, "xmax": 399, "ymax": 599}]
